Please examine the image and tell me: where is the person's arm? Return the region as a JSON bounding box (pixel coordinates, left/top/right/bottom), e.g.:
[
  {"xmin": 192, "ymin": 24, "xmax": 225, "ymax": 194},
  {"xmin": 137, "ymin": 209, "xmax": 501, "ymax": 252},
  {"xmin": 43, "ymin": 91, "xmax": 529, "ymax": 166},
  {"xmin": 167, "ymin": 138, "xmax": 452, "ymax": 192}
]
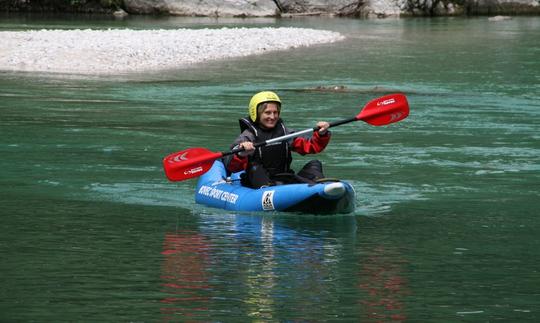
[
  {"xmin": 224, "ymin": 131, "xmax": 255, "ymax": 172},
  {"xmin": 290, "ymin": 121, "xmax": 331, "ymax": 155},
  {"xmin": 226, "ymin": 154, "xmax": 248, "ymax": 173}
]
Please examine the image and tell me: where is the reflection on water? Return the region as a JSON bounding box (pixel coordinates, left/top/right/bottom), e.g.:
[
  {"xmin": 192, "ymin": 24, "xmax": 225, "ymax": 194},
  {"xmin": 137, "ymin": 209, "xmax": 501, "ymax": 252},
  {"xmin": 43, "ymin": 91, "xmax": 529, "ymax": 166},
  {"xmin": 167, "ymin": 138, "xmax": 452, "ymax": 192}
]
[
  {"xmin": 158, "ymin": 214, "xmax": 414, "ymax": 320},
  {"xmin": 244, "ymin": 216, "xmax": 276, "ymax": 321},
  {"xmin": 160, "ymin": 232, "xmax": 211, "ymax": 320},
  {"xmin": 359, "ymin": 245, "xmax": 409, "ymax": 321}
]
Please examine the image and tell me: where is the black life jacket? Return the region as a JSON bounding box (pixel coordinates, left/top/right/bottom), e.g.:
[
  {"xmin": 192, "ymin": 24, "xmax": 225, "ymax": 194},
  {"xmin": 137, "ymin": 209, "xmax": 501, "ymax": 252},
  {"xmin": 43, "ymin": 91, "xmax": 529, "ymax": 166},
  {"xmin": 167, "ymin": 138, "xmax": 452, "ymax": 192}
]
[{"xmin": 239, "ymin": 117, "xmax": 292, "ymax": 176}]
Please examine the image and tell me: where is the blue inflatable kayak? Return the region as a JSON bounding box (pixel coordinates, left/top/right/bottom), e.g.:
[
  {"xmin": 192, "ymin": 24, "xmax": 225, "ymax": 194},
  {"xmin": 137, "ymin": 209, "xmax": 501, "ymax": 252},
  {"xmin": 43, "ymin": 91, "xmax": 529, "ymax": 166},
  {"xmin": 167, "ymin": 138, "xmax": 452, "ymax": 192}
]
[{"xmin": 195, "ymin": 161, "xmax": 355, "ymax": 214}]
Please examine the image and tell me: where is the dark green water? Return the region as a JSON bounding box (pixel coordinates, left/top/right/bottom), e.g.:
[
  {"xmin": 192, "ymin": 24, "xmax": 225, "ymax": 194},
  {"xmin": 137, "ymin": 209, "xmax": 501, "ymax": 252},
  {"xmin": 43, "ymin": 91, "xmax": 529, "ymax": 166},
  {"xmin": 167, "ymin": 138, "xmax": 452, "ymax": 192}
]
[{"xmin": 1, "ymin": 15, "xmax": 539, "ymax": 321}]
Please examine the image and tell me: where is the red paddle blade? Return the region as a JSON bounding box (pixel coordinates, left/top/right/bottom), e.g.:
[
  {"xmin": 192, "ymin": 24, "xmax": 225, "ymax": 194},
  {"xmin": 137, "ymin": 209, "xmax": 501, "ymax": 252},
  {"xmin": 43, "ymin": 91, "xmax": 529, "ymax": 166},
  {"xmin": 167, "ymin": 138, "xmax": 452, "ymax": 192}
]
[
  {"xmin": 357, "ymin": 93, "xmax": 409, "ymax": 126},
  {"xmin": 163, "ymin": 147, "xmax": 223, "ymax": 181}
]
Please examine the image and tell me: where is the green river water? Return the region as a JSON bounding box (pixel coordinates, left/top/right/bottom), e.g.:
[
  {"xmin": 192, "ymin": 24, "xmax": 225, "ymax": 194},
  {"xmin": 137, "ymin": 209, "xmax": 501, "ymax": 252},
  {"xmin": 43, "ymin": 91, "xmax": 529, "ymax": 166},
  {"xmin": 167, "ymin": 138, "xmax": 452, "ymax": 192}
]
[{"xmin": 1, "ymin": 14, "xmax": 539, "ymax": 322}]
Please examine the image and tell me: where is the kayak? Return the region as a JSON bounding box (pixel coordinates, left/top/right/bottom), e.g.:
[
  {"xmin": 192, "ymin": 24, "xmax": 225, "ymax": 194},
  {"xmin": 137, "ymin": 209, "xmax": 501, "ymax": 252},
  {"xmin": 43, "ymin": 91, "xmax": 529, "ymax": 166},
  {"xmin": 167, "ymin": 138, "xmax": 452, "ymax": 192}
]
[{"xmin": 195, "ymin": 161, "xmax": 355, "ymax": 214}]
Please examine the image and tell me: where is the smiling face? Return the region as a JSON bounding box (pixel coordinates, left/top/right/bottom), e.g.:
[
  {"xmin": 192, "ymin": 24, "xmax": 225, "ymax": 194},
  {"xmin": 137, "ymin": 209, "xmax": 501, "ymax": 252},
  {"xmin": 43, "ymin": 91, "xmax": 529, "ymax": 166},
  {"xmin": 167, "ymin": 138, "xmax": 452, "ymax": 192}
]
[{"xmin": 258, "ymin": 102, "xmax": 280, "ymax": 129}]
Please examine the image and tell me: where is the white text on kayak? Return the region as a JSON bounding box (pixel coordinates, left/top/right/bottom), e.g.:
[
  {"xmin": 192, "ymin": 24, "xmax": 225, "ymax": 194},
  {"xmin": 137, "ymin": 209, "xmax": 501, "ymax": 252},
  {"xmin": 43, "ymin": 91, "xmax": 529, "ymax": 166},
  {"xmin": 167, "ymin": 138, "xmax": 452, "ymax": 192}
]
[{"xmin": 198, "ymin": 185, "xmax": 239, "ymax": 204}]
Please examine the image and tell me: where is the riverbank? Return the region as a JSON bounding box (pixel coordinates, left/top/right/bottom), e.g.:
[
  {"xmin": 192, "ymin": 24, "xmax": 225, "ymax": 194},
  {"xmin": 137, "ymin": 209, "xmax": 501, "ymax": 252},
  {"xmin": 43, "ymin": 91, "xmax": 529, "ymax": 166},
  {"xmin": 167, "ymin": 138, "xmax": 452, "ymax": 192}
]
[
  {"xmin": 2, "ymin": 0, "xmax": 539, "ymax": 17},
  {"xmin": 0, "ymin": 27, "xmax": 344, "ymax": 75}
]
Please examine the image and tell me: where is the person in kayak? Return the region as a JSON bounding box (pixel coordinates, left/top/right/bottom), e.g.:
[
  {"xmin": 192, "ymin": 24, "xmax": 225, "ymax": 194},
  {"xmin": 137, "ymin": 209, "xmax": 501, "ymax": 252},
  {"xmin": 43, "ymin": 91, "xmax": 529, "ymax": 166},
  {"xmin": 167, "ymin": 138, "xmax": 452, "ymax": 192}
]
[{"xmin": 224, "ymin": 91, "xmax": 331, "ymax": 188}]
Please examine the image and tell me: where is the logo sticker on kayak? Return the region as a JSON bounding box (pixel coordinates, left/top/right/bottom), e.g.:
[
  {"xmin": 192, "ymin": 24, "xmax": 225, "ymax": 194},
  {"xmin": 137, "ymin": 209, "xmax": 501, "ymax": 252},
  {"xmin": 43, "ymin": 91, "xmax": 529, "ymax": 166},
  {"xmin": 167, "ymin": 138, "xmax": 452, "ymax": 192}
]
[{"xmin": 262, "ymin": 190, "xmax": 275, "ymax": 211}]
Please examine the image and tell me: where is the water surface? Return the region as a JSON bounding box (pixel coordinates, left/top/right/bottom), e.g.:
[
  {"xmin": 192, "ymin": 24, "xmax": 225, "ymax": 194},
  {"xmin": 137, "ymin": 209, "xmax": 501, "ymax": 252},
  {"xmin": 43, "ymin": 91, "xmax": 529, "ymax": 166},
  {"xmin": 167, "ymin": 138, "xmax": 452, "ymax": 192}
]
[{"xmin": 1, "ymin": 15, "xmax": 539, "ymax": 321}]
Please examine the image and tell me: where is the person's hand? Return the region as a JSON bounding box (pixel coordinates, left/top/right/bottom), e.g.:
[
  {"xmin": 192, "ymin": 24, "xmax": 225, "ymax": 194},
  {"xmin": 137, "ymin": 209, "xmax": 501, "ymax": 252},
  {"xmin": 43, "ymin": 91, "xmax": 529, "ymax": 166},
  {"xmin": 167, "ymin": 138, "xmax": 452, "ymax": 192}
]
[
  {"xmin": 238, "ymin": 141, "xmax": 255, "ymax": 156},
  {"xmin": 316, "ymin": 121, "xmax": 330, "ymax": 135}
]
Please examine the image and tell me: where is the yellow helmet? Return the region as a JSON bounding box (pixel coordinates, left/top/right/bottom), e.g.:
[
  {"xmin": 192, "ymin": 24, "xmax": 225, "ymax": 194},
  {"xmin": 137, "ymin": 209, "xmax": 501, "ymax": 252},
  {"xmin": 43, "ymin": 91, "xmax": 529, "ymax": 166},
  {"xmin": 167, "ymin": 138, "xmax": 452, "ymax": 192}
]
[{"xmin": 248, "ymin": 91, "xmax": 281, "ymax": 122}]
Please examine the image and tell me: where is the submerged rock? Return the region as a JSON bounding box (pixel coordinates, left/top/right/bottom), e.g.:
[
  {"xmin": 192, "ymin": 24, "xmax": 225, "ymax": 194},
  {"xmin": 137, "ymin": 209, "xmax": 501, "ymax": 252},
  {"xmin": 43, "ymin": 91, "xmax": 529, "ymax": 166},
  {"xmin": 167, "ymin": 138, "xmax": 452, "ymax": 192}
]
[
  {"xmin": 298, "ymin": 85, "xmax": 408, "ymax": 94},
  {"xmin": 488, "ymin": 15, "xmax": 512, "ymax": 21},
  {"xmin": 313, "ymin": 85, "xmax": 348, "ymax": 92}
]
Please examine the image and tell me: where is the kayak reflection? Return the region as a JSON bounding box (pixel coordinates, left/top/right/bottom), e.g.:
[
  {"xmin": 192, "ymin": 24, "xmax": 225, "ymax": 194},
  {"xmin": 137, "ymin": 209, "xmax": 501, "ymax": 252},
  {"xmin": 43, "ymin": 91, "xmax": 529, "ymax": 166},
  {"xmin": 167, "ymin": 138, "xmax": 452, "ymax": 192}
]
[
  {"xmin": 159, "ymin": 214, "xmax": 407, "ymax": 320},
  {"xmin": 160, "ymin": 231, "xmax": 211, "ymax": 320}
]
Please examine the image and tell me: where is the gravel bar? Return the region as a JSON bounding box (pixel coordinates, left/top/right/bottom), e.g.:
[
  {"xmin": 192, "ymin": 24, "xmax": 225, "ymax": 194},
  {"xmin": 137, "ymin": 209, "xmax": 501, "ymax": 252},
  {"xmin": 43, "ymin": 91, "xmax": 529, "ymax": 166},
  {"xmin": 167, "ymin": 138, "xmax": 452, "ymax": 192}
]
[{"xmin": 0, "ymin": 27, "xmax": 344, "ymax": 75}]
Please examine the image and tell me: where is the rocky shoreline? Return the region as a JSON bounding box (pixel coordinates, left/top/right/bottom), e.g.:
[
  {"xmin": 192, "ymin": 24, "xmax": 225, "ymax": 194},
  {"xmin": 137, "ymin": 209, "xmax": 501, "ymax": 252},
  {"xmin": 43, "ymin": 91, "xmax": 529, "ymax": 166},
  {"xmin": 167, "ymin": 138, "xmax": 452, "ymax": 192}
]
[
  {"xmin": 1, "ymin": 0, "xmax": 539, "ymax": 17},
  {"xmin": 0, "ymin": 27, "xmax": 344, "ymax": 75}
]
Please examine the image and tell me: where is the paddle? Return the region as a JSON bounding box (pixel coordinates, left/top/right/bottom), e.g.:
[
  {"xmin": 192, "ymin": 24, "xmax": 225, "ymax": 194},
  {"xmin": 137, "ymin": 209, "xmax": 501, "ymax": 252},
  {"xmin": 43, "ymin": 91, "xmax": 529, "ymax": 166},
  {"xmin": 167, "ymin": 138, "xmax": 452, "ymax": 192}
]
[{"xmin": 163, "ymin": 93, "xmax": 409, "ymax": 181}]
